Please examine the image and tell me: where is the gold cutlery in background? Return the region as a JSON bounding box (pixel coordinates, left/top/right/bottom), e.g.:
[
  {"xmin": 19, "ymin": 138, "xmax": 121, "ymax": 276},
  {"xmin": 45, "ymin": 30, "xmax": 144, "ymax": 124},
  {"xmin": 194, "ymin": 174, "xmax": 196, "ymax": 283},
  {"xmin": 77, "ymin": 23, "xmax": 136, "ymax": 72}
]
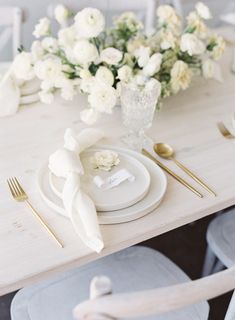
[
  {"xmin": 7, "ymin": 177, "xmax": 63, "ymax": 248},
  {"xmin": 154, "ymin": 143, "xmax": 216, "ymax": 197},
  {"xmin": 217, "ymin": 122, "xmax": 235, "ymax": 139},
  {"xmin": 142, "ymin": 149, "xmax": 203, "ymax": 198}
]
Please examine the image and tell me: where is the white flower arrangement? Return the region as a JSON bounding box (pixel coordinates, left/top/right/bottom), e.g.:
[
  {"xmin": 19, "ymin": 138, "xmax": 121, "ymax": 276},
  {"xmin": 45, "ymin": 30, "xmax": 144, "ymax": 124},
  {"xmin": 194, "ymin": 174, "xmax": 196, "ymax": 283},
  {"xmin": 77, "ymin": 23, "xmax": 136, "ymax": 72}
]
[{"xmin": 12, "ymin": 2, "xmax": 225, "ymax": 124}]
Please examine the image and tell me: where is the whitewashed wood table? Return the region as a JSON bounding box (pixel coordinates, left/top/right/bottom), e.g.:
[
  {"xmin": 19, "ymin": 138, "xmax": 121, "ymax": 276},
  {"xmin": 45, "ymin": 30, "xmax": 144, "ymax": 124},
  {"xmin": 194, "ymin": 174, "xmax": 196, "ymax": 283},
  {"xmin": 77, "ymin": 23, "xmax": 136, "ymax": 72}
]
[{"xmin": 1, "ymin": 36, "xmax": 235, "ymax": 297}]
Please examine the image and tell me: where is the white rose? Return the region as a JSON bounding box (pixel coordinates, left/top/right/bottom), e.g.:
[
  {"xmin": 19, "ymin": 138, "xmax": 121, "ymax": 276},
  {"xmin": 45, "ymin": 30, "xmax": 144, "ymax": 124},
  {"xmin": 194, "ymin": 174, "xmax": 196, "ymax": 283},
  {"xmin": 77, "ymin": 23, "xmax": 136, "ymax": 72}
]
[
  {"xmin": 41, "ymin": 37, "xmax": 58, "ymax": 53},
  {"xmin": 95, "ymin": 66, "xmax": 114, "ymax": 86},
  {"xmin": 80, "ymin": 108, "xmax": 99, "ymax": 125},
  {"xmin": 33, "ymin": 17, "xmax": 50, "ymax": 39},
  {"xmin": 202, "ymin": 59, "xmax": 223, "ymax": 82},
  {"xmin": 12, "ymin": 52, "xmax": 35, "ymax": 80},
  {"xmin": 117, "ymin": 65, "xmax": 132, "ymax": 82},
  {"xmin": 39, "ymin": 90, "xmax": 54, "ymax": 104},
  {"xmin": 58, "ymin": 26, "xmax": 77, "ymax": 48},
  {"xmin": 156, "ymin": 5, "xmax": 181, "ymax": 29},
  {"xmin": 171, "ymin": 60, "xmax": 192, "ymax": 92},
  {"xmin": 31, "ymin": 41, "xmax": 44, "ymax": 61},
  {"xmin": 73, "ymin": 40, "xmax": 98, "ymax": 65},
  {"xmin": 88, "ymin": 82, "xmax": 117, "ymax": 113},
  {"xmin": 180, "ymin": 33, "xmax": 205, "ymax": 56},
  {"xmin": 100, "ymin": 47, "xmax": 123, "ymax": 66},
  {"xmin": 143, "ymin": 53, "xmax": 162, "ymax": 77},
  {"xmin": 134, "ymin": 46, "xmax": 151, "ymax": 68},
  {"xmin": 74, "ymin": 8, "xmax": 105, "ymax": 38},
  {"xmin": 34, "ymin": 58, "xmax": 62, "ymax": 83},
  {"xmin": 54, "ymin": 4, "xmax": 69, "ymax": 25},
  {"xmin": 195, "ymin": 2, "xmax": 212, "ymax": 20}
]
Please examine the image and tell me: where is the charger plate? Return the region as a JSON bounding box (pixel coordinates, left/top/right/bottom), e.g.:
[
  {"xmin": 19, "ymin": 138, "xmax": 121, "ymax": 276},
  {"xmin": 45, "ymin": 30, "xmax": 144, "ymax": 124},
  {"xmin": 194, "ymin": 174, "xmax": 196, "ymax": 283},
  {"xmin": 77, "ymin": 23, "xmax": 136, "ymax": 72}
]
[{"xmin": 37, "ymin": 145, "xmax": 167, "ymax": 224}]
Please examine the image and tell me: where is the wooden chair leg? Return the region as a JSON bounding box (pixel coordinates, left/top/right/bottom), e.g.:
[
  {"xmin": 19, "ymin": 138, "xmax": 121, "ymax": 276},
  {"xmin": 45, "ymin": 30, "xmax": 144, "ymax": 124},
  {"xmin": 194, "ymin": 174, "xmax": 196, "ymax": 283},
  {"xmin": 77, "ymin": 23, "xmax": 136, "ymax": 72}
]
[{"xmin": 202, "ymin": 246, "xmax": 217, "ymax": 277}]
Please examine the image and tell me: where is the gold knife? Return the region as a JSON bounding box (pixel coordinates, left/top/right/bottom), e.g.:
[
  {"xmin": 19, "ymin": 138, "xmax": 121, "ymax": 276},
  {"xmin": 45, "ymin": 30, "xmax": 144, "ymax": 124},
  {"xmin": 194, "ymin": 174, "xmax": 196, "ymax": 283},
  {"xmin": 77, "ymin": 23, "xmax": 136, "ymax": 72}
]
[{"xmin": 142, "ymin": 149, "xmax": 203, "ymax": 198}]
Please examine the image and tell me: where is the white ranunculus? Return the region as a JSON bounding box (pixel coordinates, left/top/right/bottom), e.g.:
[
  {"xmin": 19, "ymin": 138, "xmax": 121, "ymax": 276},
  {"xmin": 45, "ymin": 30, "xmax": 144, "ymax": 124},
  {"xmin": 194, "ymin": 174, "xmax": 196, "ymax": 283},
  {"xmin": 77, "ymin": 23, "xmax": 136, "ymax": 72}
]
[
  {"xmin": 12, "ymin": 52, "xmax": 35, "ymax": 80},
  {"xmin": 74, "ymin": 7, "xmax": 105, "ymax": 38},
  {"xmin": 211, "ymin": 36, "xmax": 226, "ymax": 60},
  {"xmin": 171, "ymin": 60, "xmax": 192, "ymax": 92},
  {"xmin": 88, "ymin": 82, "xmax": 117, "ymax": 114},
  {"xmin": 134, "ymin": 46, "xmax": 151, "ymax": 68},
  {"xmin": 58, "ymin": 26, "xmax": 77, "ymax": 48},
  {"xmin": 80, "ymin": 68, "xmax": 92, "ymax": 79},
  {"xmin": 143, "ymin": 53, "xmax": 162, "ymax": 77},
  {"xmin": 156, "ymin": 5, "xmax": 181, "ymax": 29},
  {"xmin": 117, "ymin": 65, "xmax": 132, "ymax": 82},
  {"xmin": 91, "ymin": 150, "xmax": 120, "ymax": 171},
  {"xmin": 54, "ymin": 4, "xmax": 69, "ymax": 25},
  {"xmin": 33, "ymin": 17, "xmax": 51, "ymax": 38},
  {"xmin": 180, "ymin": 33, "xmax": 205, "ymax": 56},
  {"xmin": 195, "ymin": 2, "xmax": 212, "ymax": 20},
  {"xmin": 202, "ymin": 59, "xmax": 223, "ymax": 82},
  {"xmin": 39, "ymin": 90, "xmax": 54, "ymax": 104},
  {"xmin": 100, "ymin": 47, "xmax": 123, "ymax": 66},
  {"xmin": 31, "ymin": 41, "xmax": 45, "ymax": 61},
  {"xmin": 41, "ymin": 37, "xmax": 58, "ymax": 53},
  {"xmin": 73, "ymin": 40, "xmax": 98, "ymax": 65},
  {"xmin": 80, "ymin": 108, "xmax": 99, "ymax": 125},
  {"xmin": 187, "ymin": 12, "xmax": 207, "ymax": 38},
  {"xmin": 34, "ymin": 57, "xmax": 62, "ymax": 83},
  {"xmin": 80, "ymin": 76, "xmax": 96, "ymax": 94},
  {"xmin": 95, "ymin": 66, "xmax": 114, "ymax": 86},
  {"xmin": 160, "ymin": 30, "xmax": 176, "ymax": 50},
  {"xmin": 145, "ymin": 78, "xmax": 162, "ymax": 96},
  {"xmin": 61, "ymin": 85, "xmax": 76, "ymax": 100}
]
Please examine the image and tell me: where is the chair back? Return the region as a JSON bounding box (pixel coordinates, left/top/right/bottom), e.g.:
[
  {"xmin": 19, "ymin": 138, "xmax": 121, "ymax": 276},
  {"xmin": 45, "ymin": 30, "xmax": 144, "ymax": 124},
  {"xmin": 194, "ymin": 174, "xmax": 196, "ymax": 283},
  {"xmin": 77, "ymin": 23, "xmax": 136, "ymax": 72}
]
[
  {"xmin": 0, "ymin": 6, "xmax": 23, "ymax": 58},
  {"xmin": 48, "ymin": 0, "xmax": 156, "ymax": 32},
  {"xmin": 74, "ymin": 266, "xmax": 235, "ymax": 319}
]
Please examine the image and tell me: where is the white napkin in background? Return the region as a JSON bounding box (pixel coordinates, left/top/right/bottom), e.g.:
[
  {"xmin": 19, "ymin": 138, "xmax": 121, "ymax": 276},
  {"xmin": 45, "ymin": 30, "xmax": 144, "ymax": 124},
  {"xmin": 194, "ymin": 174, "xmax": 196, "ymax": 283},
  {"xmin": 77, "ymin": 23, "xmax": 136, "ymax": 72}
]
[
  {"xmin": 0, "ymin": 64, "xmax": 40, "ymax": 118},
  {"xmin": 49, "ymin": 128, "xmax": 105, "ymax": 253}
]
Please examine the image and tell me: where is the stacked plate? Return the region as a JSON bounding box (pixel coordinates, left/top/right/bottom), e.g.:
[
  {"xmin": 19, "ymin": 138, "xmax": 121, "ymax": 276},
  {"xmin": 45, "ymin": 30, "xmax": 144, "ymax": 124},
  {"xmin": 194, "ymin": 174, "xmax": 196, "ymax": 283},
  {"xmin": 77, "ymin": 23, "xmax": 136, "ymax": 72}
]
[{"xmin": 38, "ymin": 145, "xmax": 167, "ymax": 224}]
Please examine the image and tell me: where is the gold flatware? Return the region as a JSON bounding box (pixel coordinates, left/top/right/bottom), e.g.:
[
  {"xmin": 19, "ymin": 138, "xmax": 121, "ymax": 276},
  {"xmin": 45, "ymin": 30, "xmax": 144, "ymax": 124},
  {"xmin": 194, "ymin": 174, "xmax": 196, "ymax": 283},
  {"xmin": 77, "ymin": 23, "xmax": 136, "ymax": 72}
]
[
  {"xmin": 142, "ymin": 149, "xmax": 203, "ymax": 198},
  {"xmin": 217, "ymin": 122, "xmax": 235, "ymax": 139},
  {"xmin": 154, "ymin": 143, "xmax": 216, "ymax": 197},
  {"xmin": 7, "ymin": 177, "xmax": 63, "ymax": 248}
]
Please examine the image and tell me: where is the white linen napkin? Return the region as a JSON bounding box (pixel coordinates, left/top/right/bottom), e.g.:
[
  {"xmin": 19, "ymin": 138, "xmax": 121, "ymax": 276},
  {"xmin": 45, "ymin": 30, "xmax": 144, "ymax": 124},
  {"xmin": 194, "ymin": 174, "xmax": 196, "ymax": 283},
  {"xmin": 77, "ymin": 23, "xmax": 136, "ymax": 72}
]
[{"xmin": 49, "ymin": 128, "xmax": 104, "ymax": 253}]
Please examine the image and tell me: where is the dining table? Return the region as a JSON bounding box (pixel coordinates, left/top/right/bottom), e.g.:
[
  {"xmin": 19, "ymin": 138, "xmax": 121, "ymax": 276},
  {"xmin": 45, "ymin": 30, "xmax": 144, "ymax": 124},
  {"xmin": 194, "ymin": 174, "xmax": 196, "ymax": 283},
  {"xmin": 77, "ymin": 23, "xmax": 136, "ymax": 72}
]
[{"xmin": 0, "ymin": 27, "xmax": 235, "ymax": 297}]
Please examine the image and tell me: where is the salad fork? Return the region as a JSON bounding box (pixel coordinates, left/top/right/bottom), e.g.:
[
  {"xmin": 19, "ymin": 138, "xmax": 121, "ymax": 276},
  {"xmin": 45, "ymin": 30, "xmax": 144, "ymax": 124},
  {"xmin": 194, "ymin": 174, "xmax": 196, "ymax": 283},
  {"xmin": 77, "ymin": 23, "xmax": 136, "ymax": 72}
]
[
  {"xmin": 217, "ymin": 122, "xmax": 235, "ymax": 139},
  {"xmin": 7, "ymin": 177, "xmax": 63, "ymax": 248}
]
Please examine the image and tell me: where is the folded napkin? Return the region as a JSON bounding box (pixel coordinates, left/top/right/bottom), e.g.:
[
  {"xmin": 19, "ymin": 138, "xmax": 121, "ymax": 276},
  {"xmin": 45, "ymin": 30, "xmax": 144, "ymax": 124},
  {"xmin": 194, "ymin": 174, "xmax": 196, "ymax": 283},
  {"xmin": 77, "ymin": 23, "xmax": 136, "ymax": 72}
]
[
  {"xmin": 0, "ymin": 64, "xmax": 40, "ymax": 118},
  {"xmin": 49, "ymin": 128, "xmax": 104, "ymax": 253}
]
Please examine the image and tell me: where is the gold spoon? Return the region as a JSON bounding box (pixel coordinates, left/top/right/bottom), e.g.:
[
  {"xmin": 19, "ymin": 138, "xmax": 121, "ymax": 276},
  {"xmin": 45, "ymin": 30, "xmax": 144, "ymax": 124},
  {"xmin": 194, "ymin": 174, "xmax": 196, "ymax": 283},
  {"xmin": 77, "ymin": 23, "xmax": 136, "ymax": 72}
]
[{"xmin": 154, "ymin": 143, "xmax": 216, "ymax": 197}]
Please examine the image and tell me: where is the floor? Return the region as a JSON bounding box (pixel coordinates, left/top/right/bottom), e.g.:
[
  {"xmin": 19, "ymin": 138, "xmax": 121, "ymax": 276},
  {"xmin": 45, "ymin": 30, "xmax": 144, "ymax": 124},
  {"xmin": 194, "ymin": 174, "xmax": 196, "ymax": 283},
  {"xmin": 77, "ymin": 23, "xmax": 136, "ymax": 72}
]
[{"xmin": 0, "ymin": 209, "xmax": 233, "ymax": 320}]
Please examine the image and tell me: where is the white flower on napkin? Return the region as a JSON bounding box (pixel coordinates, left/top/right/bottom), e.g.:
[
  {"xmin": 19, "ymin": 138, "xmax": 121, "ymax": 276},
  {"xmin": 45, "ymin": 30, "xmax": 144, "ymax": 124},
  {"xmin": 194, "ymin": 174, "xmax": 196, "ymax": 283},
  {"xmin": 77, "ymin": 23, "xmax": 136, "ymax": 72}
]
[
  {"xmin": 48, "ymin": 128, "xmax": 105, "ymax": 253},
  {"xmin": 91, "ymin": 150, "xmax": 120, "ymax": 171}
]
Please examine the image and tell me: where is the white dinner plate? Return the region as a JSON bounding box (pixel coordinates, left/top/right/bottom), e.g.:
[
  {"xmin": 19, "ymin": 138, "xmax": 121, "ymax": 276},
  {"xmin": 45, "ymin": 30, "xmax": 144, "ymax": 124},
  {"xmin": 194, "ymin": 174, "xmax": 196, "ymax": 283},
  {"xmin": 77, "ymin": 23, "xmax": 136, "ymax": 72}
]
[
  {"xmin": 48, "ymin": 149, "xmax": 151, "ymax": 211},
  {"xmin": 37, "ymin": 145, "xmax": 167, "ymax": 224}
]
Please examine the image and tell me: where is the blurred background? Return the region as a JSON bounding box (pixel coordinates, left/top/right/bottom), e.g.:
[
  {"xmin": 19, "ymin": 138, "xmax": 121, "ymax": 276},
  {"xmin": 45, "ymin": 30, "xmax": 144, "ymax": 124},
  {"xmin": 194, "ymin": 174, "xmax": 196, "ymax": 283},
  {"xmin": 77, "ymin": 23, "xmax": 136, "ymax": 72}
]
[{"xmin": 0, "ymin": 0, "xmax": 234, "ymax": 61}]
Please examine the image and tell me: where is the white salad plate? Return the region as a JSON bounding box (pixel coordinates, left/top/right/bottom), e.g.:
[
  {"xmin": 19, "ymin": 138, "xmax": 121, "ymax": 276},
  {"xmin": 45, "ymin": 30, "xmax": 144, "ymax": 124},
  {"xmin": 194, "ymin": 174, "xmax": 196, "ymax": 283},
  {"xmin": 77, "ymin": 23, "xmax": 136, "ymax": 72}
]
[
  {"xmin": 37, "ymin": 145, "xmax": 167, "ymax": 224},
  {"xmin": 48, "ymin": 148, "xmax": 151, "ymax": 211}
]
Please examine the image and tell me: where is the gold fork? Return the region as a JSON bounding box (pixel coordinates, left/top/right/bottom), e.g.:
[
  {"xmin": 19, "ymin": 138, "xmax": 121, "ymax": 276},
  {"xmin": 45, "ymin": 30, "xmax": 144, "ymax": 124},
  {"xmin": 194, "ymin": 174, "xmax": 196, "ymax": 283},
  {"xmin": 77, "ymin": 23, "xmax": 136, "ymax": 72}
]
[
  {"xmin": 217, "ymin": 122, "xmax": 235, "ymax": 139},
  {"xmin": 7, "ymin": 177, "xmax": 63, "ymax": 248}
]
